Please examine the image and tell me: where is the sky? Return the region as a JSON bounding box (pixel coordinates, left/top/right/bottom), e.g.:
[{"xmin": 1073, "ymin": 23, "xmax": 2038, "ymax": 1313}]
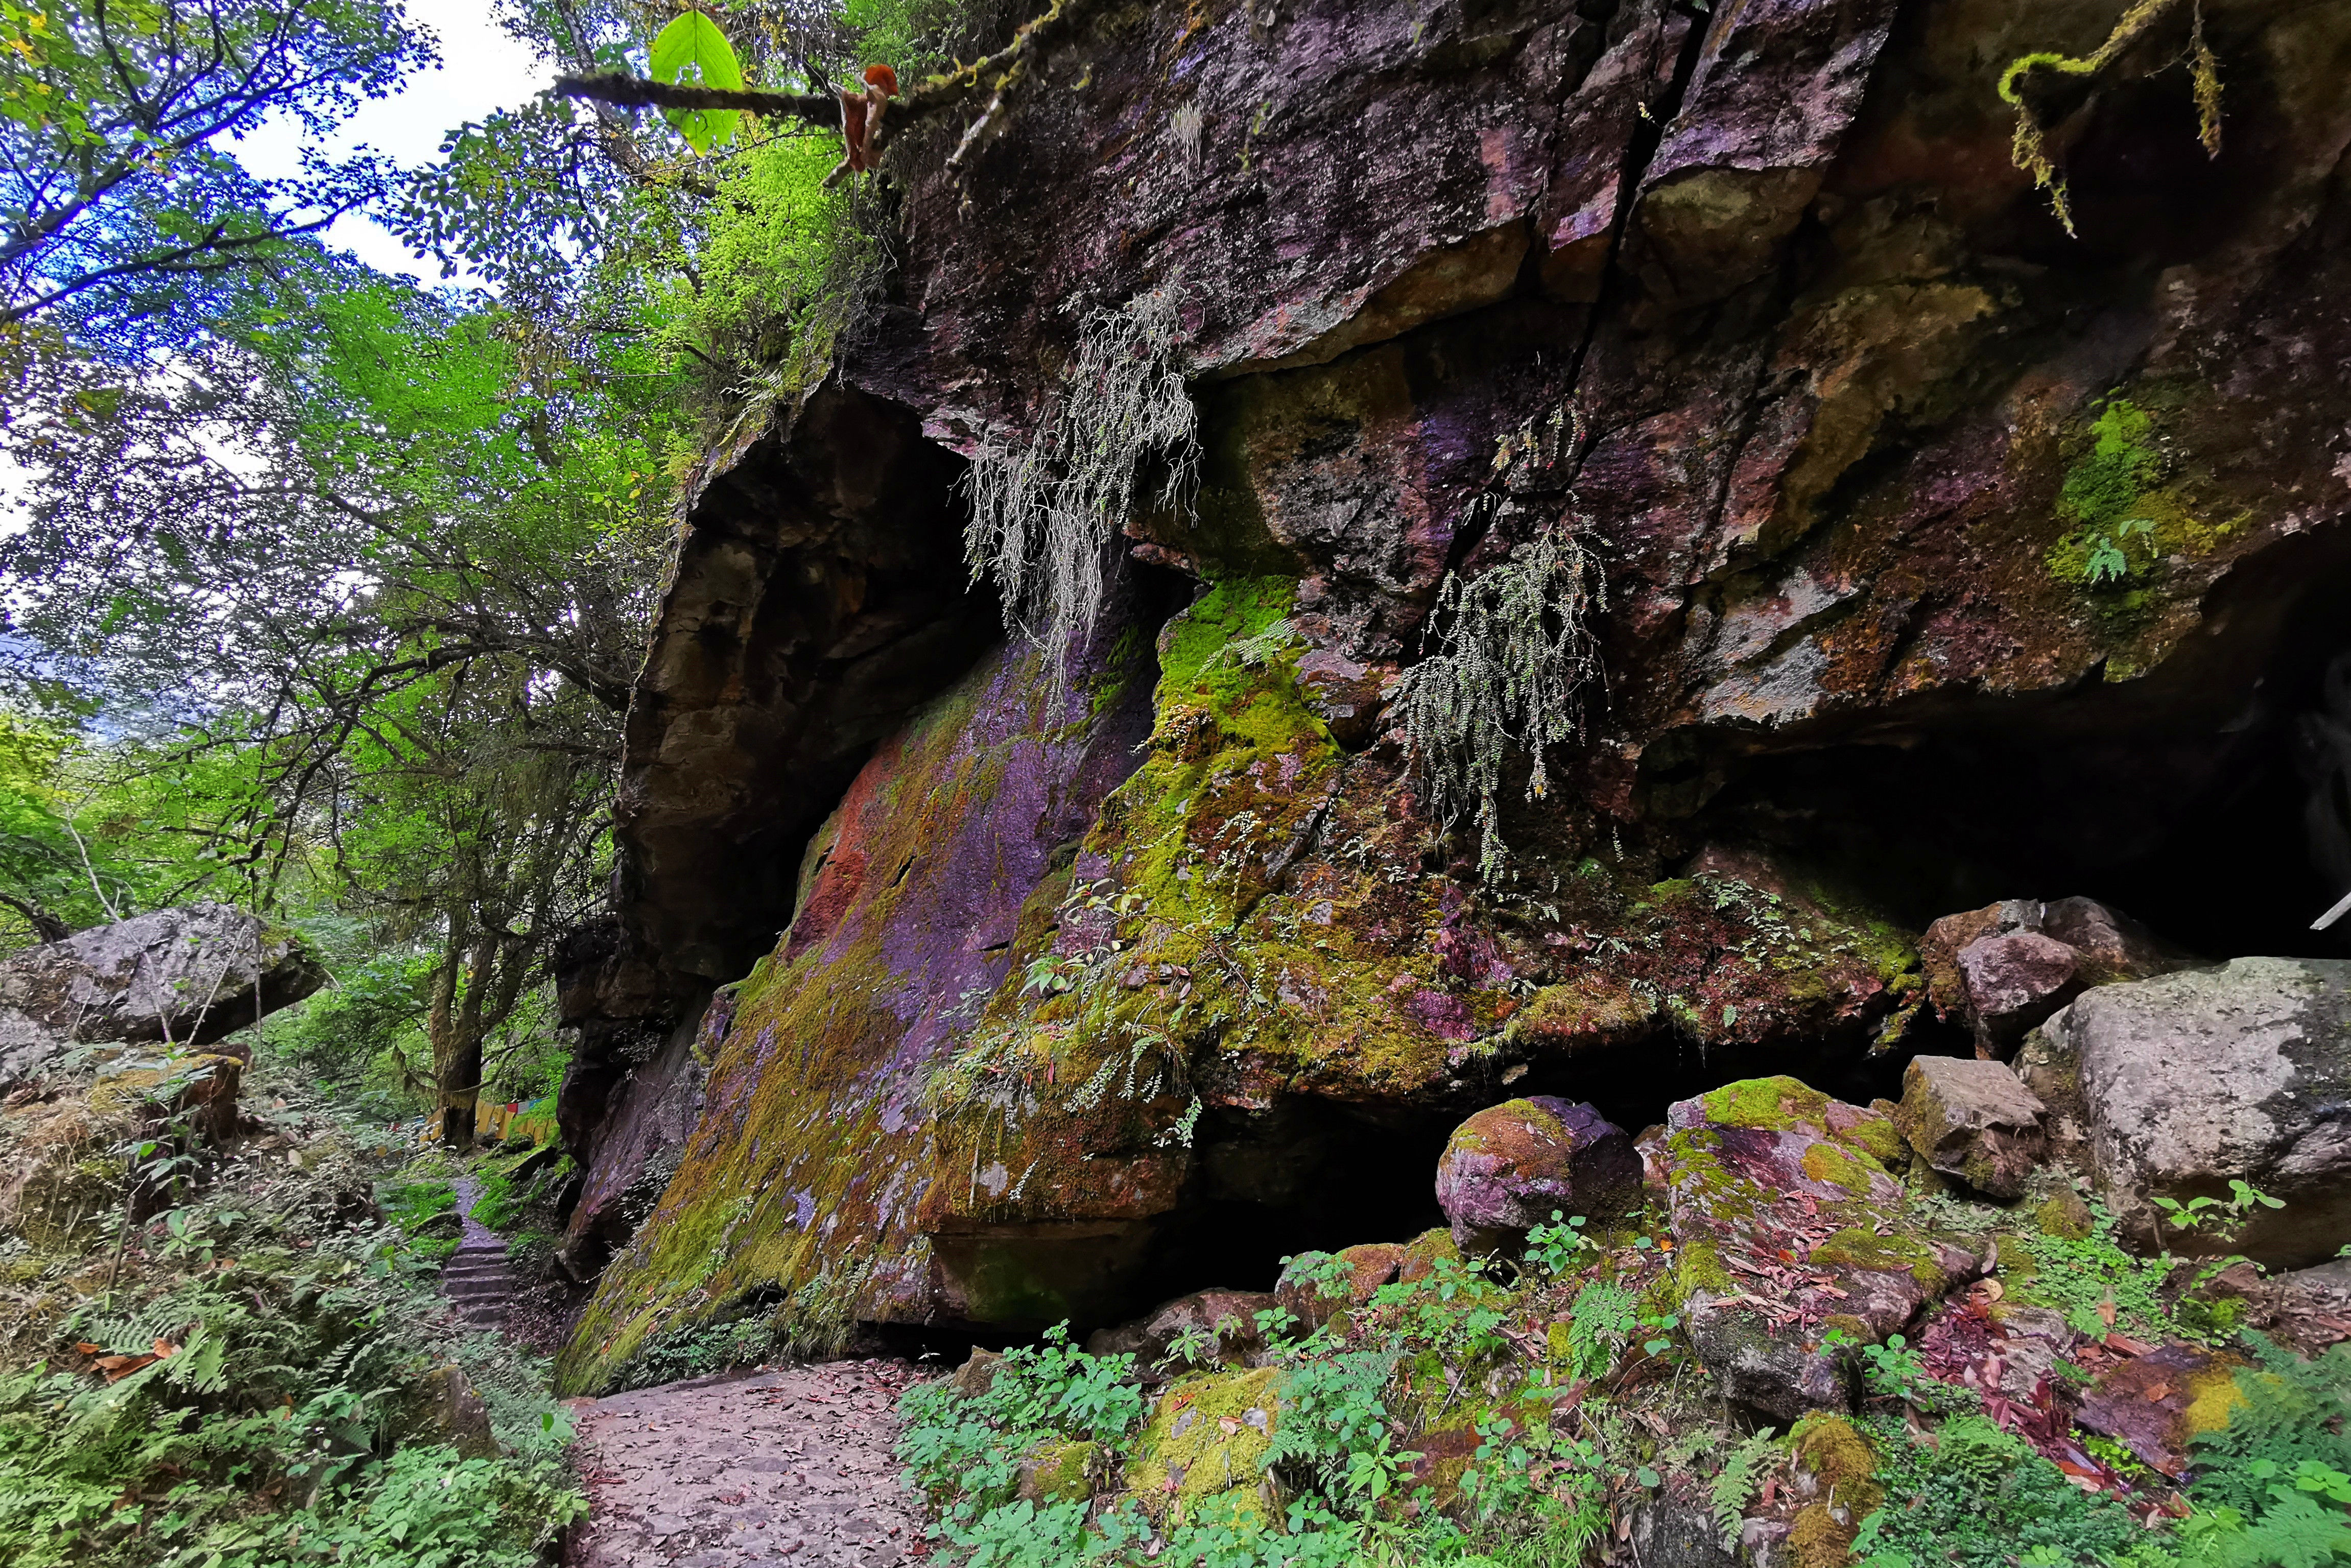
[{"xmin": 231, "ymin": 0, "xmax": 556, "ymax": 283}]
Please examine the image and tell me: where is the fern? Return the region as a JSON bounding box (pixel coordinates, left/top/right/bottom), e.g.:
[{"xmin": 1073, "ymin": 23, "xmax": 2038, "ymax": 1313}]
[{"xmin": 1709, "ymin": 1427, "xmax": 1780, "ymax": 1546}]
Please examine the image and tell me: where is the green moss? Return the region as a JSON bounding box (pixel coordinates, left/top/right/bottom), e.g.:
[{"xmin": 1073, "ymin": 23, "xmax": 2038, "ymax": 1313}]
[
  {"xmin": 2034, "ymin": 1190, "xmax": 2094, "ymax": 1241},
  {"xmin": 1800, "ymin": 1141, "xmax": 1884, "ymax": 1197},
  {"xmin": 1839, "ymin": 1112, "xmax": 1908, "ymax": 1172},
  {"xmin": 1788, "ymin": 1414, "xmax": 1885, "ymax": 1568},
  {"xmin": 1021, "ymin": 1437, "xmax": 1096, "ymax": 1503},
  {"xmin": 1810, "ymin": 1227, "xmax": 1948, "ymax": 1290},
  {"xmin": 1124, "ymin": 1366, "xmax": 1281, "ymax": 1518},
  {"xmin": 2045, "ymin": 398, "xmax": 2239, "ymax": 589},
  {"xmin": 1702, "ymin": 1076, "xmax": 1834, "ymax": 1132}
]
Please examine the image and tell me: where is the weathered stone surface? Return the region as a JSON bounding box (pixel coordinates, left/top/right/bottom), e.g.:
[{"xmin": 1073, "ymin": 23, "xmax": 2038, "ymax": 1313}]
[
  {"xmin": 0, "ymin": 905, "xmax": 322, "ymax": 1086},
  {"xmin": 1435, "ymin": 1096, "xmax": 1640, "ymax": 1253},
  {"xmin": 1085, "ymin": 1288, "xmax": 1280, "ymax": 1376},
  {"xmin": 1897, "ymin": 1055, "xmax": 2048, "ymax": 1200},
  {"xmin": 2075, "ymin": 1342, "xmax": 2246, "ymax": 1479},
  {"xmin": 1920, "ymin": 897, "xmax": 2189, "ymax": 1057},
  {"xmin": 2033, "ymin": 958, "xmax": 2351, "ymax": 1267},
  {"xmin": 556, "ymin": 601, "xmax": 1160, "ymax": 1390},
  {"xmin": 403, "ymin": 1365, "xmax": 500, "ymax": 1461},
  {"xmin": 1272, "ymin": 1242, "xmax": 1401, "ymax": 1335},
  {"xmin": 1663, "ymin": 1077, "xmax": 1975, "ymax": 1421}
]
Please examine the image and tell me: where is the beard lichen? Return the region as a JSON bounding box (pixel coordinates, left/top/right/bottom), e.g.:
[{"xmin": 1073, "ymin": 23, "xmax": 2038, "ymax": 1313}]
[
  {"xmin": 1392, "ymin": 400, "xmax": 1606, "ymax": 883},
  {"xmin": 962, "ymin": 286, "xmax": 1200, "ymax": 699}
]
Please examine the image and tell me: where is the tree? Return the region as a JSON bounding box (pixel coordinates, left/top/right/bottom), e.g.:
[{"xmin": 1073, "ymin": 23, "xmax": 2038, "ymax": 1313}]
[
  {"xmin": 1, "ymin": 245, "xmax": 673, "ymax": 1139},
  {"xmin": 0, "ymin": 0, "xmax": 434, "ymax": 360}
]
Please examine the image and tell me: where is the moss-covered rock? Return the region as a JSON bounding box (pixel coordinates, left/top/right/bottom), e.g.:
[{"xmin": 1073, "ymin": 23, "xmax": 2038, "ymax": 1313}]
[
  {"xmin": 1124, "ymin": 1366, "xmax": 1282, "ymax": 1525},
  {"xmin": 1787, "ymin": 1414, "xmax": 1883, "ymax": 1568},
  {"xmin": 1663, "ymin": 1077, "xmax": 1980, "ymax": 1420},
  {"xmin": 1435, "ymin": 1096, "xmax": 1640, "ymax": 1252}
]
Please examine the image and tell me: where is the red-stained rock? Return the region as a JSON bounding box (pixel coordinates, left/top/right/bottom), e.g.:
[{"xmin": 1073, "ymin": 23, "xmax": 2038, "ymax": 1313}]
[
  {"xmin": 1662, "ymin": 1077, "xmax": 1979, "ymax": 1421},
  {"xmin": 1435, "ymin": 1097, "xmax": 1640, "ymax": 1253},
  {"xmin": 1921, "ymin": 897, "xmax": 2190, "ymax": 1056}
]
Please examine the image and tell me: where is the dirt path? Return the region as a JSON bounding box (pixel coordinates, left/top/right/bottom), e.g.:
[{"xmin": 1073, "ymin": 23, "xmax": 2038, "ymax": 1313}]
[{"xmin": 568, "ymin": 1358, "xmax": 932, "ymax": 1566}]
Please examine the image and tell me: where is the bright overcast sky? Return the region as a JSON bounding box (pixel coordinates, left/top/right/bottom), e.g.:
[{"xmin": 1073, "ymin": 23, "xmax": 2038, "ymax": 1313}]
[{"xmin": 232, "ymin": 0, "xmax": 556, "ymax": 283}]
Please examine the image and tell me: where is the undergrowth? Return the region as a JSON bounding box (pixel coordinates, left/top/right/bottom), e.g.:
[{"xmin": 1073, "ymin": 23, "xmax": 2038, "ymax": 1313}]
[{"xmin": 0, "ymin": 1057, "xmax": 583, "ymax": 1567}]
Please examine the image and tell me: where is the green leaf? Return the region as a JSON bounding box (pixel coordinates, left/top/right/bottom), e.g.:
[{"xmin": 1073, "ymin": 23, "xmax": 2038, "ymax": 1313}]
[{"xmin": 648, "ymin": 13, "xmax": 744, "ymax": 154}]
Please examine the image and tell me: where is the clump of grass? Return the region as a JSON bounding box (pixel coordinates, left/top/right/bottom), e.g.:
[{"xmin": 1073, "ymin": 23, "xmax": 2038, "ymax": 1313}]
[
  {"xmin": 962, "ymin": 287, "xmax": 1199, "ymax": 696},
  {"xmin": 1392, "ymin": 401, "xmax": 1605, "ymax": 882}
]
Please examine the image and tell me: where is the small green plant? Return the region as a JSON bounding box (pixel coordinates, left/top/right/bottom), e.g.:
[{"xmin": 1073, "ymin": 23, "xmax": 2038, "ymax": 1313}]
[
  {"xmin": 1849, "ymin": 1413, "xmax": 2145, "ymax": 1567},
  {"xmin": 1709, "ymin": 1427, "xmax": 1780, "ymax": 1546},
  {"xmin": 2153, "ymin": 1179, "xmax": 2286, "ymax": 1246},
  {"xmin": 1524, "ymin": 1210, "xmax": 1595, "ymax": 1277}
]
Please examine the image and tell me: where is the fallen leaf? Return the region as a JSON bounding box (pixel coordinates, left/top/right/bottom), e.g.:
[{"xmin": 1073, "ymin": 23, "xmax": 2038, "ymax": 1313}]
[{"xmin": 75, "ymin": 1342, "xmax": 103, "ymax": 1355}]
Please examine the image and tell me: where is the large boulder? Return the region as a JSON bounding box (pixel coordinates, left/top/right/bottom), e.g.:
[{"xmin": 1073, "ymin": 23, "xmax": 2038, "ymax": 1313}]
[
  {"xmin": 1919, "ymin": 897, "xmax": 2188, "ymax": 1056},
  {"xmin": 1896, "ymin": 1055, "xmax": 2049, "ymax": 1200},
  {"xmin": 2025, "ymin": 958, "xmax": 2351, "ymax": 1267},
  {"xmin": 0, "ymin": 905, "xmax": 324, "ymax": 1086},
  {"xmin": 1435, "ymin": 1096, "xmax": 1641, "ymax": 1254},
  {"xmin": 1662, "ymin": 1077, "xmax": 1981, "ymax": 1421}
]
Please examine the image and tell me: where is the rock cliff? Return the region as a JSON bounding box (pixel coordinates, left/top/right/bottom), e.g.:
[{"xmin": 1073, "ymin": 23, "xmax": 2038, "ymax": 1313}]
[{"xmin": 553, "ymin": 0, "xmax": 2351, "ymax": 1392}]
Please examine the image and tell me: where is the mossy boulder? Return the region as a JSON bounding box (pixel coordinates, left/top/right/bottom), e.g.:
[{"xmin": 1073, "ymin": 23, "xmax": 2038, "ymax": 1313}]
[
  {"xmin": 1787, "ymin": 1414, "xmax": 1882, "ymax": 1568},
  {"xmin": 1124, "ymin": 1366, "xmax": 1281, "ymax": 1525},
  {"xmin": 2075, "ymin": 1342, "xmax": 2247, "ymax": 1479},
  {"xmin": 1435, "ymin": 1096, "xmax": 1640, "ymax": 1253},
  {"xmin": 1664, "ymin": 1077, "xmax": 1981, "ymax": 1420},
  {"xmin": 1895, "ymin": 1055, "xmax": 2048, "ymax": 1201},
  {"xmin": 1015, "ymin": 1437, "xmax": 1097, "ymax": 1504}
]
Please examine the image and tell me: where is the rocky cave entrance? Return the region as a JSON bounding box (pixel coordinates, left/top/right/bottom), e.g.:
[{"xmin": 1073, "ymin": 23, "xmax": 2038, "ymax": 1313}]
[
  {"xmin": 883, "ymin": 541, "xmax": 2351, "ymax": 1350},
  {"xmin": 1680, "ymin": 534, "xmax": 2351, "ymax": 968}
]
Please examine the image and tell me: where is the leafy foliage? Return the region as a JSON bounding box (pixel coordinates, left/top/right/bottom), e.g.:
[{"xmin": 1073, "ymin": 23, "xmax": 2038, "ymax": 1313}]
[
  {"xmin": 1850, "ymin": 1414, "xmax": 2146, "ymax": 1568},
  {"xmin": 0, "ymin": 0, "xmax": 433, "ymax": 355},
  {"xmin": 0, "ymin": 1082, "xmax": 583, "ymax": 1567},
  {"xmin": 649, "ymin": 12, "xmax": 747, "ymax": 152}
]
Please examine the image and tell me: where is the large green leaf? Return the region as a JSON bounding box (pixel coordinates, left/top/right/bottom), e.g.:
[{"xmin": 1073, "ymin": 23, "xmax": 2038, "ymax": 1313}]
[{"xmin": 648, "ymin": 12, "xmax": 744, "ymax": 154}]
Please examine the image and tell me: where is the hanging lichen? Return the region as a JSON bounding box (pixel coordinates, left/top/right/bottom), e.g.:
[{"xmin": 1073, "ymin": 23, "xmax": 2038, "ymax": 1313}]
[
  {"xmin": 2000, "ymin": 0, "xmax": 2223, "ymax": 235},
  {"xmin": 1391, "ymin": 400, "xmax": 1606, "ymax": 883},
  {"xmin": 962, "ymin": 287, "xmax": 1199, "ymax": 697}
]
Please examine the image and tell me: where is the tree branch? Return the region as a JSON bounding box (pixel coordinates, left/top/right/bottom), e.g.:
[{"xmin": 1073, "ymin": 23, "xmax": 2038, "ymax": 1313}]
[{"xmin": 553, "ymin": 73, "xmax": 841, "ymax": 127}]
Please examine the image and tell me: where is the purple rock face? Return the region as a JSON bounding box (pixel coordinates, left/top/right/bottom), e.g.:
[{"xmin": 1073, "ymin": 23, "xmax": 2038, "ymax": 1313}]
[
  {"xmin": 1958, "ymin": 932, "xmax": 2083, "ymax": 1041},
  {"xmin": 1435, "ymin": 1096, "xmax": 1640, "ymax": 1252}
]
